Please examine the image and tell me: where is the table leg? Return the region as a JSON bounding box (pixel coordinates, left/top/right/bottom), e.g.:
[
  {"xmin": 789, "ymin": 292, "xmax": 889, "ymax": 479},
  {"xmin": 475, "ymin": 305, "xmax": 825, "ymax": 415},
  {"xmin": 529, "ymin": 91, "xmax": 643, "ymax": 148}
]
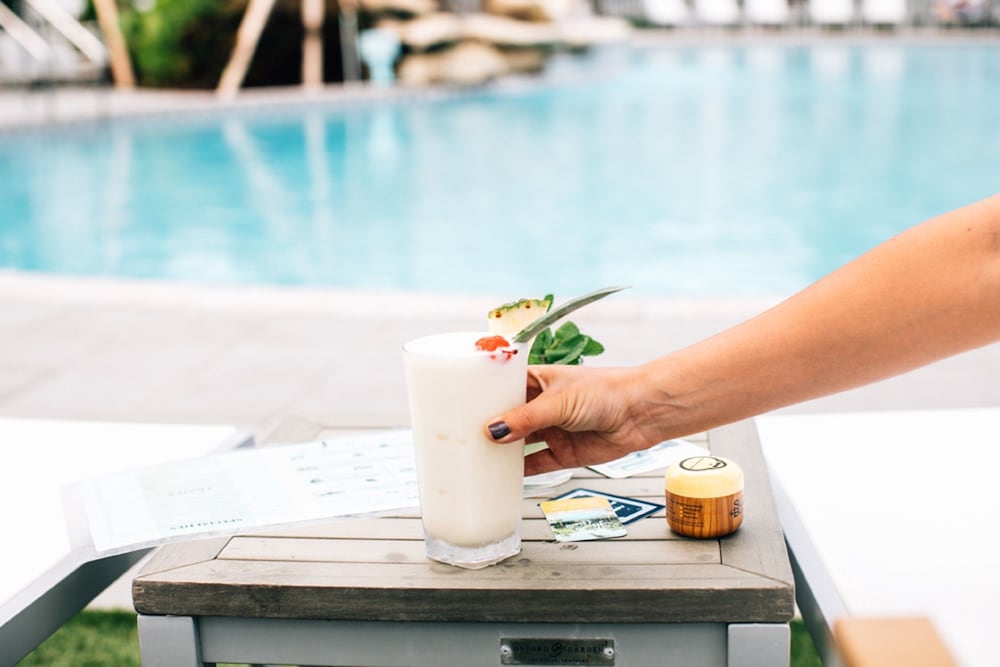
[
  {"xmin": 137, "ymin": 615, "xmax": 215, "ymax": 667},
  {"xmin": 727, "ymin": 623, "xmax": 790, "ymax": 667}
]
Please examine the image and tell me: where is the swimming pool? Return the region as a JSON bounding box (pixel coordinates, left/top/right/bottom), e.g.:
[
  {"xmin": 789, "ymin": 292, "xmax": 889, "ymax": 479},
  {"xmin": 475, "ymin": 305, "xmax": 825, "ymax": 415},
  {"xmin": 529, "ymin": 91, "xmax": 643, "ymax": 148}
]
[{"xmin": 2, "ymin": 43, "xmax": 998, "ymax": 297}]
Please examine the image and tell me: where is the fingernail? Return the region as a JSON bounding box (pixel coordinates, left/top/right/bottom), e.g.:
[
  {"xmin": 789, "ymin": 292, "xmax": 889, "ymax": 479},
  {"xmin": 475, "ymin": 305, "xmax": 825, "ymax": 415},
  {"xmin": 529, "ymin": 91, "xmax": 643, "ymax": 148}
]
[{"xmin": 488, "ymin": 421, "xmax": 511, "ymax": 440}]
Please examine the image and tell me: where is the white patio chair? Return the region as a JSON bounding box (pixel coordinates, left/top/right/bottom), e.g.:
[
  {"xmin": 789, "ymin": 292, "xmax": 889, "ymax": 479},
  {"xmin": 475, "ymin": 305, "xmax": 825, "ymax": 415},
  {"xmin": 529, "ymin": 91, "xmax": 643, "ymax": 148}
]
[
  {"xmin": 0, "ymin": 418, "xmax": 251, "ymax": 666},
  {"xmin": 643, "ymin": 0, "xmax": 691, "ymax": 25},
  {"xmin": 746, "ymin": 0, "xmax": 790, "ymax": 25},
  {"xmin": 808, "ymin": 0, "xmax": 855, "ymax": 25},
  {"xmin": 694, "ymin": 0, "xmax": 741, "ymax": 25},
  {"xmin": 861, "ymin": 0, "xmax": 906, "ymax": 24}
]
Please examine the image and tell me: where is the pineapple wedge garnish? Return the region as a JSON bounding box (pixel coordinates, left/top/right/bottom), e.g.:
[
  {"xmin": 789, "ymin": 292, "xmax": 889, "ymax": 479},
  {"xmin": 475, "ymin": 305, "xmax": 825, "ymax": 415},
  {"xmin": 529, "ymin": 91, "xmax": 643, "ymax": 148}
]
[{"xmin": 487, "ymin": 296, "xmax": 552, "ymax": 338}]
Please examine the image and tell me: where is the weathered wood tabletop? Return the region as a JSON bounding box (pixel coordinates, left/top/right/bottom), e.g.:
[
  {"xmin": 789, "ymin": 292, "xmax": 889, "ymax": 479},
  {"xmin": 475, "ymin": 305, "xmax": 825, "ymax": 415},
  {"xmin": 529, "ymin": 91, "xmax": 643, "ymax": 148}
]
[{"xmin": 132, "ymin": 418, "xmax": 794, "ymax": 627}]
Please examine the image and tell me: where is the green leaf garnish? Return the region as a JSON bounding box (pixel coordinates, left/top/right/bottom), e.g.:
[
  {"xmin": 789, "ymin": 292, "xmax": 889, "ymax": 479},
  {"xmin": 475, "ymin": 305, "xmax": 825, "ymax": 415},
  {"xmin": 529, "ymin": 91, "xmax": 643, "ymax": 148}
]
[
  {"xmin": 581, "ymin": 338, "xmax": 605, "ymax": 356},
  {"xmin": 528, "ymin": 320, "xmax": 605, "ymax": 365}
]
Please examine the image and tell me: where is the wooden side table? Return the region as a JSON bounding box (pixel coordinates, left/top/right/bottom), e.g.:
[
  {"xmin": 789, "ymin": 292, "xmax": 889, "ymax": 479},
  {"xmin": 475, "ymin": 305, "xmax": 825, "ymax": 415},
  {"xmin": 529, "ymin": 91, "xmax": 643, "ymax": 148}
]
[{"xmin": 133, "ymin": 419, "xmax": 794, "ymax": 667}]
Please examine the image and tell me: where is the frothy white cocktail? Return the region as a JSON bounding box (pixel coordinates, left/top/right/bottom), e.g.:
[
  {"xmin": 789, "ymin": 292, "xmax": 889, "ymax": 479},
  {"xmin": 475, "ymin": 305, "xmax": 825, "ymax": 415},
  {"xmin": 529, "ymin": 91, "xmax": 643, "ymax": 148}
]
[{"xmin": 402, "ymin": 331, "xmax": 528, "ymax": 568}]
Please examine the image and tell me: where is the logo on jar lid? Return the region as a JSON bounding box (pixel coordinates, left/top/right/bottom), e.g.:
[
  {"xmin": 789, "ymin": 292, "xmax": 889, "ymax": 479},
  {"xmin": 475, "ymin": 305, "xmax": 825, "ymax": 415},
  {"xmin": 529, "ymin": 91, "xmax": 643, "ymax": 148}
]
[{"xmin": 679, "ymin": 456, "xmax": 729, "ymax": 472}]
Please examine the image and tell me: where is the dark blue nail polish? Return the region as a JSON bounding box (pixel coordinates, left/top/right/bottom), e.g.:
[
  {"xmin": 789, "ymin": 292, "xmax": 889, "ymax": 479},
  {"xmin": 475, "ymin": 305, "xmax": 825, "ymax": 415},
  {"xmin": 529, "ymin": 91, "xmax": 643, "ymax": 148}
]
[{"xmin": 488, "ymin": 421, "xmax": 511, "ymax": 440}]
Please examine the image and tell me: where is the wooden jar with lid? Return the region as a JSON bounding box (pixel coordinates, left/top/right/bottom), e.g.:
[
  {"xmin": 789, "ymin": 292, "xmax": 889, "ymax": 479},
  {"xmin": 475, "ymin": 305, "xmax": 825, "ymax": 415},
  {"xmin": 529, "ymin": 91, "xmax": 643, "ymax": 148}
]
[{"xmin": 664, "ymin": 456, "xmax": 744, "ymax": 538}]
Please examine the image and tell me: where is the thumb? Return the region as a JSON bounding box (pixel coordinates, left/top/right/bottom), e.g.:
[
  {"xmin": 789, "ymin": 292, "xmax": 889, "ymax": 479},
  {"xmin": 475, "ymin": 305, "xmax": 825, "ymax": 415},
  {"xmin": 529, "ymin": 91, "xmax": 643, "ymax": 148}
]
[{"xmin": 485, "ymin": 394, "xmax": 557, "ymax": 443}]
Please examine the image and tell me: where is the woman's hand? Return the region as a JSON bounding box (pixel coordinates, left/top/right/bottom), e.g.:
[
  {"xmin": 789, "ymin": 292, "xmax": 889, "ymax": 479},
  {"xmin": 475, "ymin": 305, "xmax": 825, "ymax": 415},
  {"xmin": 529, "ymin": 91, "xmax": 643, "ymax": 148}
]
[{"xmin": 485, "ymin": 364, "xmax": 664, "ymax": 476}]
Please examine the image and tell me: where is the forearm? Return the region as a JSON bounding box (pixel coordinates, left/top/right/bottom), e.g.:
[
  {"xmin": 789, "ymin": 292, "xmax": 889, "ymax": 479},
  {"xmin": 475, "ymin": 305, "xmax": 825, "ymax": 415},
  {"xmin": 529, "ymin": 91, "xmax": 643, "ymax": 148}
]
[{"xmin": 638, "ymin": 194, "xmax": 1000, "ymax": 439}]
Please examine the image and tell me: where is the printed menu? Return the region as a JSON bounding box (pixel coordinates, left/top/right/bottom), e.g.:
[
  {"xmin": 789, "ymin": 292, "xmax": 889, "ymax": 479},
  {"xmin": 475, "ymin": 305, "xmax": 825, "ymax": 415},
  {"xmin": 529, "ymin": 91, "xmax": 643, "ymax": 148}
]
[{"xmin": 66, "ymin": 430, "xmax": 419, "ymax": 555}]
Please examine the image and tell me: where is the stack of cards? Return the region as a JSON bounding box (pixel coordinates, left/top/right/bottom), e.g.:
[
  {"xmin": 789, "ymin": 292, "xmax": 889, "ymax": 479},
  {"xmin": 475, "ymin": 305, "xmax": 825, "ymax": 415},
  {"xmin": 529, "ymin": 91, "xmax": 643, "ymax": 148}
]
[
  {"xmin": 539, "ymin": 489, "xmax": 665, "ymax": 542},
  {"xmin": 539, "ymin": 496, "xmax": 626, "ymax": 542},
  {"xmin": 535, "ymin": 437, "xmax": 701, "ymax": 543}
]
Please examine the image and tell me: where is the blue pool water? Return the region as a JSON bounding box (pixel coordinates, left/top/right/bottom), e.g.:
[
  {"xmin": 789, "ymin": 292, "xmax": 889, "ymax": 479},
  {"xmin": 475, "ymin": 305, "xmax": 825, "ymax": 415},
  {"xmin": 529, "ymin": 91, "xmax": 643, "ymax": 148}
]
[{"xmin": 2, "ymin": 44, "xmax": 999, "ymax": 297}]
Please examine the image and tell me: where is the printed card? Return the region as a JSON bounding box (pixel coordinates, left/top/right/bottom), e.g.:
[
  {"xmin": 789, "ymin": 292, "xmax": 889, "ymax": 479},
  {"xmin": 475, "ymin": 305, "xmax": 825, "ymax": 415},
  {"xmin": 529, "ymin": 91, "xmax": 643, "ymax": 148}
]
[
  {"xmin": 539, "ymin": 496, "xmax": 627, "ymax": 542},
  {"xmin": 550, "ymin": 488, "xmax": 663, "ymax": 525},
  {"xmin": 588, "ymin": 439, "xmax": 709, "ymax": 478}
]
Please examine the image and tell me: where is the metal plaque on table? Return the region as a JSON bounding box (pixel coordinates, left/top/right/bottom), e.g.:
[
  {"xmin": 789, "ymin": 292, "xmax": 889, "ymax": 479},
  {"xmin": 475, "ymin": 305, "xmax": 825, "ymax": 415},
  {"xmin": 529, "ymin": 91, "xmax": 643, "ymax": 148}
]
[{"xmin": 499, "ymin": 637, "xmax": 615, "ymax": 665}]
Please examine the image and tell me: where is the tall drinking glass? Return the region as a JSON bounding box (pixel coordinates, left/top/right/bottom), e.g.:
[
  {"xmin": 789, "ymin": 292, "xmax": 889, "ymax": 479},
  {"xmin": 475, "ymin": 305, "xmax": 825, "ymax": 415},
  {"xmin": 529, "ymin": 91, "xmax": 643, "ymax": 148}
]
[{"xmin": 402, "ymin": 331, "xmax": 528, "ymax": 569}]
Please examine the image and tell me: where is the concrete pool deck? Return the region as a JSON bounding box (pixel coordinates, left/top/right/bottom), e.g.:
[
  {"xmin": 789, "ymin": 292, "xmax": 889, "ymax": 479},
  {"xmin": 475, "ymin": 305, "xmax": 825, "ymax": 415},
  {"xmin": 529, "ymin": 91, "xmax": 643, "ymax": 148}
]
[
  {"xmin": 6, "ymin": 271, "xmax": 999, "ymax": 615},
  {"xmin": 3, "ymin": 271, "xmax": 999, "ymax": 434}
]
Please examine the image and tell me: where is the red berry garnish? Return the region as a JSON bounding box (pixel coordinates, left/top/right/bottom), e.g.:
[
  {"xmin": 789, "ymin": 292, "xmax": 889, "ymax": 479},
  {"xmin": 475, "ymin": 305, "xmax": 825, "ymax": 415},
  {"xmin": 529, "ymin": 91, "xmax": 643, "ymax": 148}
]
[{"xmin": 475, "ymin": 335, "xmax": 510, "ymax": 352}]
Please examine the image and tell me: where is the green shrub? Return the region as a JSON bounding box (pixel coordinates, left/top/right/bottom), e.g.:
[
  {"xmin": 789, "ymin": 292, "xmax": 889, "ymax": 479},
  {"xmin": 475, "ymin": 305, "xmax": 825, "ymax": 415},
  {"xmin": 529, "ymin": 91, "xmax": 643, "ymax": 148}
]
[
  {"xmin": 118, "ymin": 0, "xmax": 243, "ymax": 88},
  {"xmin": 85, "ymin": 0, "xmax": 348, "ymax": 88}
]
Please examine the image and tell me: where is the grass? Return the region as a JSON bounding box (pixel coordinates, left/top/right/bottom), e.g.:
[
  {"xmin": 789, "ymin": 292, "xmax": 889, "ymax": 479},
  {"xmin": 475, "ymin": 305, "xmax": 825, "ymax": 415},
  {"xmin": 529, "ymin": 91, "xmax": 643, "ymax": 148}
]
[
  {"xmin": 18, "ymin": 609, "xmax": 824, "ymax": 666},
  {"xmin": 791, "ymin": 618, "xmax": 824, "ymax": 667},
  {"xmin": 17, "ymin": 610, "xmax": 141, "ymax": 667}
]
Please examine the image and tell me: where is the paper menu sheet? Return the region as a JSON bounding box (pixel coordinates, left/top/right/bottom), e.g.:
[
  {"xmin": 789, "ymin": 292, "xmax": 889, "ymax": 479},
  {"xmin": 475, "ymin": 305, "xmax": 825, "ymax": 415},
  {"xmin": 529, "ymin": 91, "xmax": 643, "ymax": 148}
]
[{"xmin": 67, "ymin": 430, "xmax": 419, "ymax": 555}]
